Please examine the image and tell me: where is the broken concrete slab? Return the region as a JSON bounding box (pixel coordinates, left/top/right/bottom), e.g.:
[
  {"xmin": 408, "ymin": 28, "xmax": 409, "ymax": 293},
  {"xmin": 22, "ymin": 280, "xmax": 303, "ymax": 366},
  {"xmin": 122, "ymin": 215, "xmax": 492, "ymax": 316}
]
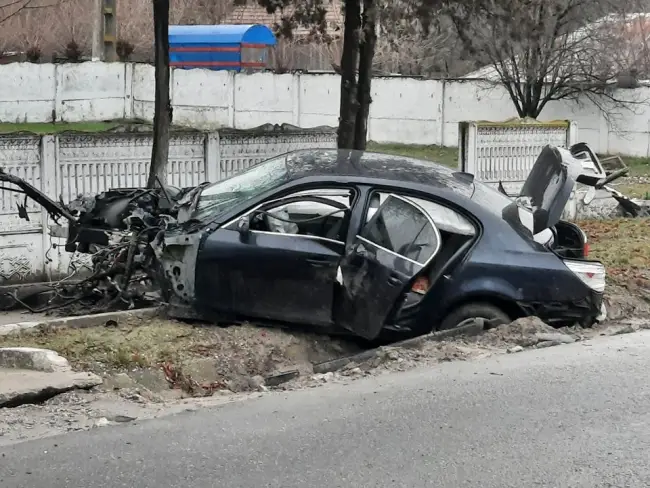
[
  {"xmin": 534, "ymin": 332, "xmax": 576, "ymax": 344},
  {"xmin": 313, "ymin": 321, "xmax": 485, "ymax": 374},
  {"xmin": 0, "ymin": 369, "xmax": 102, "ymax": 408},
  {"xmin": 0, "ymin": 347, "xmax": 71, "ymax": 372},
  {"xmin": 0, "ymin": 307, "xmax": 160, "ymax": 336}
]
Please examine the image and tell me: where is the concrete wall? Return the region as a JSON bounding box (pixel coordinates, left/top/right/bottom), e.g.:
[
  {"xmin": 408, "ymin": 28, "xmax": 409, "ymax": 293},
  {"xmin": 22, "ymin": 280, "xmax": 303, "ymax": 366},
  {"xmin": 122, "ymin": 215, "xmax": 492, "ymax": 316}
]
[{"xmin": 2, "ymin": 62, "xmax": 650, "ymax": 156}]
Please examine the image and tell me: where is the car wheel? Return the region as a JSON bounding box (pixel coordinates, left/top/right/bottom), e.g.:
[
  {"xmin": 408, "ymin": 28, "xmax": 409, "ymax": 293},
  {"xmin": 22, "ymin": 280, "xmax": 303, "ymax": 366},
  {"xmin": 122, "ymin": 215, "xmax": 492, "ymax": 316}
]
[{"xmin": 439, "ymin": 302, "xmax": 512, "ymax": 331}]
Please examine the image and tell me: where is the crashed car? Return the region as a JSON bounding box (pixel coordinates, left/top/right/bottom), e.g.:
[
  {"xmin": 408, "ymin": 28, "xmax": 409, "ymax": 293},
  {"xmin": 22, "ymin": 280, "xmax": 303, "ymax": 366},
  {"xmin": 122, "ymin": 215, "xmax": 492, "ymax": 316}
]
[{"xmin": 0, "ymin": 144, "xmax": 607, "ymax": 340}]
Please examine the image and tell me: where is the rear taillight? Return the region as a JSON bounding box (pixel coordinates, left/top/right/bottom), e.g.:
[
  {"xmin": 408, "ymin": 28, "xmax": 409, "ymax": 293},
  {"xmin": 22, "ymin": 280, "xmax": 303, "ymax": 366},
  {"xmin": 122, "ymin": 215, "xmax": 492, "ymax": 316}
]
[
  {"xmin": 411, "ymin": 276, "xmax": 430, "ymax": 295},
  {"xmin": 564, "ymin": 259, "xmax": 605, "ymax": 292},
  {"xmin": 579, "ymin": 227, "xmax": 589, "ymax": 257}
]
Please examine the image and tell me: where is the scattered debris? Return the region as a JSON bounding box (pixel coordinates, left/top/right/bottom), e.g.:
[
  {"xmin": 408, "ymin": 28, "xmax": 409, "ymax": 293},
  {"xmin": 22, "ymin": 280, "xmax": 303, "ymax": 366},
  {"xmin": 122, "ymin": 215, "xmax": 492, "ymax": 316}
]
[
  {"xmin": 312, "ymin": 320, "xmax": 484, "ymax": 374},
  {"xmin": 534, "ymin": 332, "xmax": 576, "ymax": 344},
  {"xmin": 480, "ymin": 316, "xmax": 560, "ymax": 348},
  {"xmin": 264, "ymin": 369, "xmax": 300, "ymax": 387},
  {"xmin": 0, "ymin": 169, "xmax": 198, "ymax": 316},
  {"xmin": 0, "ymin": 318, "xmax": 363, "ymax": 396},
  {"xmin": 611, "ymin": 324, "xmax": 638, "ymax": 335}
]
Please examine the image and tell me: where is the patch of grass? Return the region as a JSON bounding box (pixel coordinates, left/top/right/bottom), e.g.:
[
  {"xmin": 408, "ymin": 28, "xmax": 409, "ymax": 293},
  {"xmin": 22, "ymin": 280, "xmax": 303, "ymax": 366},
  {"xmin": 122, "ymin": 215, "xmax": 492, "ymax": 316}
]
[
  {"xmin": 614, "ymin": 182, "xmax": 650, "ymax": 199},
  {"xmin": 366, "ymin": 146, "xmax": 650, "ymax": 176},
  {"xmin": 618, "ymin": 155, "xmax": 650, "ymax": 177},
  {"xmin": 368, "ymin": 142, "xmax": 458, "ymax": 168},
  {"xmin": 0, "ymin": 121, "xmax": 125, "ymax": 134},
  {"xmin": 577, "ymin": 218, "xmax": 650, "ymax": 286},
  {"xmin": 0, "ymin": 318, "xmax": 220, "ymax": 372}
]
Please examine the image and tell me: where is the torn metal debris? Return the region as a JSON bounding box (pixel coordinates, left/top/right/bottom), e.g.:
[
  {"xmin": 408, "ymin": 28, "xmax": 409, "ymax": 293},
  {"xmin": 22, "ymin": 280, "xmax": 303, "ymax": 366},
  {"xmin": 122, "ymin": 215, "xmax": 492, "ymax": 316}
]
[
  {"xmin": 497, "ymin": 146, "xmax": 650, "ymax": 218},
  {"xmin": 0, "ymin": 169, "xmax": 197, "ymax": 315}
]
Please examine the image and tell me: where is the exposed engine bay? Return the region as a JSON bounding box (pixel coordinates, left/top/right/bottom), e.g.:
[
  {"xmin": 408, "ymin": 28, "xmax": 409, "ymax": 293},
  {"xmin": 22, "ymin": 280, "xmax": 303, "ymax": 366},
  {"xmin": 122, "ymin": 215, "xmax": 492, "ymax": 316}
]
[{"xmin": 0, "ymin": 168, "xmax": 199, "ymax": 315}]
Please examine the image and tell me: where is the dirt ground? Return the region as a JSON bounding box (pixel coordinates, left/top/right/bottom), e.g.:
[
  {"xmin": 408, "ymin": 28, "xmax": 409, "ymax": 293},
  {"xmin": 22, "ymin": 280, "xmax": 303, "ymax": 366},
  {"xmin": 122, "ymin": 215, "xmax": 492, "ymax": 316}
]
[
  {"xmin": 578, "ymin": 218, "xmax": 650, "ymax": 288},
  {"xmin": 0, "ymin": 318, "xmax": 363, "ymax": 393}
]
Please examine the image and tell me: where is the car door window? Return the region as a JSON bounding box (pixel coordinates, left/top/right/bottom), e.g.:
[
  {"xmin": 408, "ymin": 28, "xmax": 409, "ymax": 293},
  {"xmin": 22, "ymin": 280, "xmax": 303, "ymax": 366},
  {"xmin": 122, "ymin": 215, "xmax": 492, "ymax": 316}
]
[
  {"xmin": 227, "ymin": 188, "xmax": 354, "ymax": 243},
  {"xmin": 360, "ymin": 194, "xmax": 440, "ymax": 265},
  {"xmin": 263, "ymin": 199, "xmax": 346, "ymax": 239}
]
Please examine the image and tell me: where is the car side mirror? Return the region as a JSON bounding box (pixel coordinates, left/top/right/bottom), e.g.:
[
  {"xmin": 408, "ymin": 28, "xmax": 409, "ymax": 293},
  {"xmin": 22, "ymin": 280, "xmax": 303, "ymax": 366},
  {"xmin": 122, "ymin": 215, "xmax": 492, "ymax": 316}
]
[{"xmin": 236, "ymin": 215, "xmax": 251, "ymax": 234}]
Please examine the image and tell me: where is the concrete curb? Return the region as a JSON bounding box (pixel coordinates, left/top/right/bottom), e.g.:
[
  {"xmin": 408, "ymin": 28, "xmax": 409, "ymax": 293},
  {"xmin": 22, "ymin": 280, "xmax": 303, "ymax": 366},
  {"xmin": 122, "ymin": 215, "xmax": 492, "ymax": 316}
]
[
  {"xmin": 0, "ymin": 307, "xmax": 160, "ymax": 336},
  {"xmin": 0, "ymin": 347, "xmax": 72, "ymax": 372},
  {"xmin": 313, "ymin": 321, "xmax": 485, "ymax": 374}
]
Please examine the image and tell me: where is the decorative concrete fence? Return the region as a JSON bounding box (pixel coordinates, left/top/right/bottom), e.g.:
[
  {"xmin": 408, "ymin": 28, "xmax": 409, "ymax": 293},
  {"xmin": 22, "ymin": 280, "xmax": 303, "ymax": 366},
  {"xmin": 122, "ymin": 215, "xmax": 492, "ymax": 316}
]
[
  {"xmin": 458, "ymin": 118, "xmax": 578, "ymax": 193},
  {"xmin": 0, "ymin": 125, "xmax": 336, "ymax": 283}
]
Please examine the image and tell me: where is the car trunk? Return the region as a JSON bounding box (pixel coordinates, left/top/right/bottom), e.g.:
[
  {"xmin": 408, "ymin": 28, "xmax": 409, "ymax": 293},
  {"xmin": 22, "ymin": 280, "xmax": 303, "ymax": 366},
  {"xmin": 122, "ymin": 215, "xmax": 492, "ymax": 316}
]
[{"xmin": 551, "ymin": 221, "xmax": 588, "ymax": 259}]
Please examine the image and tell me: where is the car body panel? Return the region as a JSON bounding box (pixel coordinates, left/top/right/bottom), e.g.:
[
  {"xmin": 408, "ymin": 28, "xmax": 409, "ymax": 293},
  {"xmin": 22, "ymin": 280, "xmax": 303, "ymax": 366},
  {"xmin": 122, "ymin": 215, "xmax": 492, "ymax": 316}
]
[
  {"xmin": 178, "ymin": 149, "xmax": 604, "ymax": 338},
  {"xmin": 196, "ymin": 227, "xmax": 342, "ymax": 326},
  {"xmin": 334, "ymin": 194, "xmax": 442, "ymax": 340},
  {"xmin": 518, "ymin": 145, "xmax": 581, "ymax": 234}
]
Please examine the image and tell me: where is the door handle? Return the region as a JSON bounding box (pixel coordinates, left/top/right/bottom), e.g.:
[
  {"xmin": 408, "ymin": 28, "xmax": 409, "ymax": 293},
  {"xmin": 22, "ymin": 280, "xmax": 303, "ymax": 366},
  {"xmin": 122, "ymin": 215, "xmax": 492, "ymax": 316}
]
[
  {"xmin": 387, "ymin": 274, "xmax": 402, "ymax": 286},
  {"xmin": 306, "ymin": 257, "xmax": 330, "ymax": 267}
]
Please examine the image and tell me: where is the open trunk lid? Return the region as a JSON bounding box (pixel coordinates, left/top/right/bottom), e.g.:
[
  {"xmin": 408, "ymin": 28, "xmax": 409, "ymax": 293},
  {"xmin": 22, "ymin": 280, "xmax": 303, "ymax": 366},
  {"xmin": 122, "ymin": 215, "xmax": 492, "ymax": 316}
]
[{"xmin": 516, "ymin": 145, "xmax": 583, "ymax": 234}]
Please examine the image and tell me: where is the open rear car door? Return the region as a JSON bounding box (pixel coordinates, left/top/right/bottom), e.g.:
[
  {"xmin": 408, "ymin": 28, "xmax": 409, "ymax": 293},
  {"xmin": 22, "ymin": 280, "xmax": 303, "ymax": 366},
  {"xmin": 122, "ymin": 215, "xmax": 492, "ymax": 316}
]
[{"xmin": 334, "ymin": 194, "xmax": 442, "ymax": 340}]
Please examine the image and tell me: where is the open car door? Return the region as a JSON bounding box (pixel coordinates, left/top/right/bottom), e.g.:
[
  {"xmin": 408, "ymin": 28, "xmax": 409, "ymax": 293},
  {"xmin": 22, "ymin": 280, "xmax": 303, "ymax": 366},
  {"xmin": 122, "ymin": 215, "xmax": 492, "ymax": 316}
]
[{"xmin": 334, "ymin": 194, "xmax": 442, "ymax": 340}]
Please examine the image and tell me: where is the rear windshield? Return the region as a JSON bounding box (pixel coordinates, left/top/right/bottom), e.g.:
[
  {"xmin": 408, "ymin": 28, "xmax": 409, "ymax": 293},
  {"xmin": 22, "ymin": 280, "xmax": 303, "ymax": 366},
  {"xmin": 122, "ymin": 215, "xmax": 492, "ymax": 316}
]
[{"xmin": 470, "ymin": 181, "xmax": 534, "ymax": 234}]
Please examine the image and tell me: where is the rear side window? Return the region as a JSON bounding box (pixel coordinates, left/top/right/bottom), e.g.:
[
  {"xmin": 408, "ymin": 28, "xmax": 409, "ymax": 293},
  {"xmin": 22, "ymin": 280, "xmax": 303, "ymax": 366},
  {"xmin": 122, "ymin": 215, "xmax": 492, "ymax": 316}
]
[{"xmin": 360, "ymin": 194, "xmax": 439, "ymax": 264}]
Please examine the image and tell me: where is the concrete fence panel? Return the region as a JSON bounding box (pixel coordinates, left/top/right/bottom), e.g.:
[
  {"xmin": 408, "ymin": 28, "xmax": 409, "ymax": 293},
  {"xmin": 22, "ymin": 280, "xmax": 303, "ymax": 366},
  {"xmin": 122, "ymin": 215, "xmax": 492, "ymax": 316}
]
[{"xmin": 2, "ymin": 62, "xmax": 650, "ymax": 156}]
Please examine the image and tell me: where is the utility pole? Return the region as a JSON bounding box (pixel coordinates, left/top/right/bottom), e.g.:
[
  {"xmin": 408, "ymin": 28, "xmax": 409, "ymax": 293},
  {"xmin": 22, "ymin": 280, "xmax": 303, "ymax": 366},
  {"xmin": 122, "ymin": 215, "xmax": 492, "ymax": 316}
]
[
  {"xmin": 91, "ymin": 0, "xmax": 103, "ymax": 61},
  {"xmin": 92, "ymin": 0, "xmax": 118, "ymax": 61},
  {"xmin": 103, "ymin": 0, "xmax": 118, "ymax": 61}
]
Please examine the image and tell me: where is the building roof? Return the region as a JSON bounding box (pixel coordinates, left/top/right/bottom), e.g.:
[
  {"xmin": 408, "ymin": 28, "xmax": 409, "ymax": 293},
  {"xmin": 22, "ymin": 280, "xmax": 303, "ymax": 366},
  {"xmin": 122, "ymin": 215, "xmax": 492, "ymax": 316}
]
[
  {"xmin": 168, "ymin": 24, "xmax": 277, "ymax": 46},
  {"xmin": 221, "ymin": 0, "xmax": 343, "ymax": 38}
]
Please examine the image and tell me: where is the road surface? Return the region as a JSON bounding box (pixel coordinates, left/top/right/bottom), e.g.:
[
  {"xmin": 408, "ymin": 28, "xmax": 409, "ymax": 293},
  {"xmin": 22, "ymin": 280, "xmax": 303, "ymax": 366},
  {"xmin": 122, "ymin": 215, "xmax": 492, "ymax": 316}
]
[{"xmin": 2, "ymin": 331, "xmax": 650, "ymax": 488}]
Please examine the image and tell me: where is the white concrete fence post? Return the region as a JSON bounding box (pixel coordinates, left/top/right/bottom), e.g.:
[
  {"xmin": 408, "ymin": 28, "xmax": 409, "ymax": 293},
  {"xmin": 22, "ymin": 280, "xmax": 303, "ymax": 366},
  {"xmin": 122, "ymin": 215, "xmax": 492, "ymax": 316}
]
[
  {"xmin": 39, "ymin": 135, "xmax": 57, "ymax": 280},
  {"xmin": 204, "ymin": 132, "xmax": 221, "ymax": 183}
]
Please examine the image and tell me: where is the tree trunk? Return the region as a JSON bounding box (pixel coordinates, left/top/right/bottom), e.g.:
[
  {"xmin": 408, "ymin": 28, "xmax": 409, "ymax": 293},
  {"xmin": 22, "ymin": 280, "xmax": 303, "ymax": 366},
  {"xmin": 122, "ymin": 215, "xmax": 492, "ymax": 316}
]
[
  {"xmin": 352, "ymin": 0, "xmax": 377, "ymax": 150},
  {"xmin": 337, "ymin": 0, "xmax": 361, "ymax": 149},
  {"xmin": 147, "ymin": 0, "xmax": 172, "ymax": 189}
]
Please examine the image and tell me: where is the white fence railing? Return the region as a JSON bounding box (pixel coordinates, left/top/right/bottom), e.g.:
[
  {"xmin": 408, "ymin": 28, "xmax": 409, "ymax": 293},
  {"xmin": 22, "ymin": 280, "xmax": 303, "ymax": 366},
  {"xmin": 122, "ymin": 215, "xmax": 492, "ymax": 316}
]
[
  {"xmin": 0, "ymin": 125, "xmax": 337, "ymax": 283},
  {"xmin": 458, "ymin": 119, "xmax": 577, "ymax": 194}
]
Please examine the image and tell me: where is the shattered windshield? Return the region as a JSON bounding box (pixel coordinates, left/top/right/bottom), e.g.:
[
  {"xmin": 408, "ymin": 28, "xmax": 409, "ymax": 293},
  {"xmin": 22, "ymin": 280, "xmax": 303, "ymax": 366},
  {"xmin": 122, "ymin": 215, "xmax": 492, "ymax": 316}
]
[{"xmin": 194, "ymin": 155, "xmax": 290, "ymax": 220}]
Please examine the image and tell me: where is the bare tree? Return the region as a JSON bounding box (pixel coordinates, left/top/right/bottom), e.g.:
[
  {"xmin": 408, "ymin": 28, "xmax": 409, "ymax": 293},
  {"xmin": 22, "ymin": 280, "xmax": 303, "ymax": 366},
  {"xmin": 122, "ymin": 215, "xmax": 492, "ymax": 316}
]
[
  {"xmin": 146, "ymin": 0, "xmax": 238, "ymax": 188},
  {"xmin": 255, "ymin": 0, "xmax": 378, "ymax": 150},
  {"xmin": 146, "ymin": 0, "xmax": 171, "ymax": 189},
  {"xmin": 0, "ymin": 0, "xmax": 54, "ymax": 25},
  {"xmin": 423, "ymin": 0, "xmax": 649, "ymax": 118}
]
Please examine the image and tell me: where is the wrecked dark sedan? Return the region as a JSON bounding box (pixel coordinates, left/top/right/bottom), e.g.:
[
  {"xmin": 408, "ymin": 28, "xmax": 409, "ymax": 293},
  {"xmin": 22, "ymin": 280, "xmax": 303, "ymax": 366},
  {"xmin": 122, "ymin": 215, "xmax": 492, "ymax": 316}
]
[
  {"xmin": 148, "ymin": 145, "xmax": 606, "ymax": 340},
  {"xmin": 0, "ymin": 144, "xmax": 607, "ymax": 340}
]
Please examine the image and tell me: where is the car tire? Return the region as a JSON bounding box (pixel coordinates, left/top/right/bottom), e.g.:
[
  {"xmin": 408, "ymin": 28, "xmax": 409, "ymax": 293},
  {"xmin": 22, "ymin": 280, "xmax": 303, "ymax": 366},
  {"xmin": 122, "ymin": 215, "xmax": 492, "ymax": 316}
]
[{"xmin": 438, "ymin": 302, "xmax": 512, "ymax": 331}]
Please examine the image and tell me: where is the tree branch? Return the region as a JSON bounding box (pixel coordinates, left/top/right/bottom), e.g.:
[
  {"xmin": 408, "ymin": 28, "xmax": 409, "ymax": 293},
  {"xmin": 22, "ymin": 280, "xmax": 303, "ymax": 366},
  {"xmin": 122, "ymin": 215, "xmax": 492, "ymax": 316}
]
[{"xmin": 0, "ymin": 0, "xmax": 61, "ymax": 25}]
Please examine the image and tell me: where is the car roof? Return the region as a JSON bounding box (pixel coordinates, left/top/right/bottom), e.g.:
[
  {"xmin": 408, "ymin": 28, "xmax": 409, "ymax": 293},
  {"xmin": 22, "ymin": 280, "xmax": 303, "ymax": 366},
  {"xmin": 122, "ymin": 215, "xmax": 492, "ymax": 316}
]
[{"xmin": 281, "ymin": 149, "xmax": 474, "ymax": 198}]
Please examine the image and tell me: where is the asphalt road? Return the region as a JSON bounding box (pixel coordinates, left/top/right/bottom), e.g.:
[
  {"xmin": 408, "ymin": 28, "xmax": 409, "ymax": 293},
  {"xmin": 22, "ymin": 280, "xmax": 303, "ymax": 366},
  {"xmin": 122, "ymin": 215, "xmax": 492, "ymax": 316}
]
[{"xmin": 2, "ymin": 331, "xmax": 650, "ymax": 488}]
